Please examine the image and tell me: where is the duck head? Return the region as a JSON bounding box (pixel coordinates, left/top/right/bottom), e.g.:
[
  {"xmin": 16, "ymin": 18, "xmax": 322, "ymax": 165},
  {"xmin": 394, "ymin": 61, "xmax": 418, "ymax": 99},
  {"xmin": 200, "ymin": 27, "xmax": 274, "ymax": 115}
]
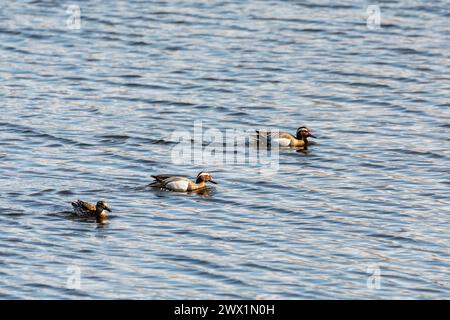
[
  {"xmin": 296, "ymin": 127, "xmax": 316, "ymax": 140},
  {"xmin": 196, "ymin": 171, "xmax": 217, "ymax": 185},
  {"xmin": 96, "ymin": 200, "xmax": 112, "ymax": 215}
]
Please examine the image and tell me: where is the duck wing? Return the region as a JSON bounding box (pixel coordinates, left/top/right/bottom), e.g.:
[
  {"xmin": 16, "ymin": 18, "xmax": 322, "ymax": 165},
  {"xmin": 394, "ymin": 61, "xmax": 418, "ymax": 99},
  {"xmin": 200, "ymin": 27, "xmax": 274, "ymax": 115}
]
[
  {"xmin": 76, "ymin": 200, "xmax": 95, "ymax": 210},
  {"xmin": 256, "ymin": 130, "xmax": 294, "ymax": 146},
  {"xmin": 160, "ymin": 177, "xmax": 192, "ymax": 191},
  {"xmin": 71, "ymin": 200, "xmax": 96, "ymax": 216},
  {"xmin": 161, "ymin": 177, "xmax": 191, "ymax": 184},
  {"xmin": 150, "ymin": 175, "xmax": 188, "ymax": 188},
  {"xmin": 151, "ymin": 174, "xmax": 177, "ymax": 182}
]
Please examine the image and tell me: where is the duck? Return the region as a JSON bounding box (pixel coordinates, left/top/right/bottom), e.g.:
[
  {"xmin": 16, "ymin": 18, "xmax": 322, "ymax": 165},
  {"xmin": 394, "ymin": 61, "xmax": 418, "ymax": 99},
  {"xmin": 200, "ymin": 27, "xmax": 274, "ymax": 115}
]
[
  {"xmin": 71, "ymin": 200, "xmax": 111, "ymax": 220},
  {"xmin": 150, "ymin": 171, "xmax": 217, "ymax": 192},
  {"xmin": 255, "ymin": 126, "xmax": 316, "ymax": 148}
]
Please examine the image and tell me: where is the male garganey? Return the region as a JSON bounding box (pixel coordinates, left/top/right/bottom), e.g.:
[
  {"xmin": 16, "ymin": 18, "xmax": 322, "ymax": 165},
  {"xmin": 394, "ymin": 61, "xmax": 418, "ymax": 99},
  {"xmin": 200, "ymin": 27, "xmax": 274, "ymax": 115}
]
[
  {"xmin": 256, "ymin": 126, "xmax": 316, "ymax": 148},
  {"xmin": 71, "ymin": 200, "xmax": 111, "ymax": 220},
  {"xmin": 150, "ymin": 171, "xmax": 217, "ymax": 192}
]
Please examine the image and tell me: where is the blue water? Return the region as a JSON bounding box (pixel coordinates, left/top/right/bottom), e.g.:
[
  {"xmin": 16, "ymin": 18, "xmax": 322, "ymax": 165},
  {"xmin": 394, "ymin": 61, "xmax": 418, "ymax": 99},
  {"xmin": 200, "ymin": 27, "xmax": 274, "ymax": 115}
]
[{"xmin": 0, "ymin": 0, "xmax": 449, "ymax": 299}]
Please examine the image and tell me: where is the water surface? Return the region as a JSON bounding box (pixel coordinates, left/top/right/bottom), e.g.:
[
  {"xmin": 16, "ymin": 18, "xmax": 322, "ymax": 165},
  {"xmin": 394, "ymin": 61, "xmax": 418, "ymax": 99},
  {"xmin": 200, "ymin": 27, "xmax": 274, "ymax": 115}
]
[{"xmin": 0, "ymin": 0, "xmax": 449, "ymax": 299}]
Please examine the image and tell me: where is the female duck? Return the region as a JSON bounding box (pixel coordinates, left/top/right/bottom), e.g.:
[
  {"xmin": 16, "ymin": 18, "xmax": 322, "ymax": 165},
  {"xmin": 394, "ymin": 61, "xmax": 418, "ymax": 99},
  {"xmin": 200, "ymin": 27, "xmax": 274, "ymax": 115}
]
[
  {"xmin": 256, "ymin": 126, "xmax": 316, "ymax": 148},
  {"xmin": 71, "ymin": 200, "xmax": 111, "ymax": 220},
  {"xmin": 150, "ymin": 171, "xmax": 217, "ymax": 192}
]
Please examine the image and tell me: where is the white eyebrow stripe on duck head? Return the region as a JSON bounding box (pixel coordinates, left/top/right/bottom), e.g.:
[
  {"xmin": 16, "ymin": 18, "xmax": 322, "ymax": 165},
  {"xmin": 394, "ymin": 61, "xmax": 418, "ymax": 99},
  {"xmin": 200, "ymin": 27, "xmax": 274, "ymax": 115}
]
[{"xmin": 197, "ymin": 172, "xmax": 209, "ymax": 177}]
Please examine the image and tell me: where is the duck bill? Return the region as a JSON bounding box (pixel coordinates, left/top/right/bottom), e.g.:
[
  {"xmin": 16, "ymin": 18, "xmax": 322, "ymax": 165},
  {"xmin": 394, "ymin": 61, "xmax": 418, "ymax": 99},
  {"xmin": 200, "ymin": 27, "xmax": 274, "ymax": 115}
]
[
  {"xmin": 209, "ymin": 180, "xmax": 217, "ymax": 184},
  {"xmin": 105, "ymin": 207, "xmax": 112, "ymax": 212},
  {"xmin": 308, "ymin": 134, "xmax": 316, "ymax": 138}
]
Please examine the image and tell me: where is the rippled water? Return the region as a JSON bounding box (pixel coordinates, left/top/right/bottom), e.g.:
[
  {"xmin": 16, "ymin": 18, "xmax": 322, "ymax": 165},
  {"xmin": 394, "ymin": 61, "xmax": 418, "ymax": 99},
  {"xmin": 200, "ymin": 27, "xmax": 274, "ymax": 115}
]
[{"xmin": 1, "ymin": 0, "xmax": 449, "ymax": 299}]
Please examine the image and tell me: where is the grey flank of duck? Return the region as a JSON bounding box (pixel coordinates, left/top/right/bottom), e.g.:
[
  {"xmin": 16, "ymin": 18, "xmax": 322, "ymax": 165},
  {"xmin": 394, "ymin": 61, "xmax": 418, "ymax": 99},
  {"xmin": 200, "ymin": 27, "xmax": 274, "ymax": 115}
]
[
  {"xmin": 256, "ymin": 126, "xmax": 316, "ymax": 148},
  {"xmin": 150, "ymin": 171, "xmax": 217, "ymax": 192},
  {"xmin": 71, "ymin": 200, "xmax": 111, "ymax": 219}
]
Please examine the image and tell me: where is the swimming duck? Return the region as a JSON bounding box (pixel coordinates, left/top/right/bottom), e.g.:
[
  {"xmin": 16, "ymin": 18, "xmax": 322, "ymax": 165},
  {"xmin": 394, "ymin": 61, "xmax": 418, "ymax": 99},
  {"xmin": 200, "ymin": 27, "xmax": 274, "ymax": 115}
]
[
  {"xmin": 71, "ymin": 200, "xmax": 111, "ymax": 220},
  {"xmin": 256, "ymin": 126, "xmax": 316, "ymax": 148},
  {"xmin": 150, "ymin": 171, "xmax": 217, "ymax": 192}
]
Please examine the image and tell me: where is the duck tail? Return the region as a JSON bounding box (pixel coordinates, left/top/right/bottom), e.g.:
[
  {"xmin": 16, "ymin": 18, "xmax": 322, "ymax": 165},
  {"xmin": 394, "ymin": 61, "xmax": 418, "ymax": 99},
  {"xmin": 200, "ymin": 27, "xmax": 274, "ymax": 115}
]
[
  {"xmin": 149, "ymin": 176, "xmax": 162, "ymax": 187},
  {"xmin": 151, "ymin": 175, "xmax": 165, "ymax": 182}
]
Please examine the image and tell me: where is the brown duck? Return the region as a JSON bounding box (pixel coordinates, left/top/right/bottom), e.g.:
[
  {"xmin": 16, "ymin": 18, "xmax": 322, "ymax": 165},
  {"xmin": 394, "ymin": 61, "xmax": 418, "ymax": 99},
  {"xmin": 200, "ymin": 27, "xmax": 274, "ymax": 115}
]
[{"xmin": 71, "ymin": 200, "xmax": 111, "ymax": 220}]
